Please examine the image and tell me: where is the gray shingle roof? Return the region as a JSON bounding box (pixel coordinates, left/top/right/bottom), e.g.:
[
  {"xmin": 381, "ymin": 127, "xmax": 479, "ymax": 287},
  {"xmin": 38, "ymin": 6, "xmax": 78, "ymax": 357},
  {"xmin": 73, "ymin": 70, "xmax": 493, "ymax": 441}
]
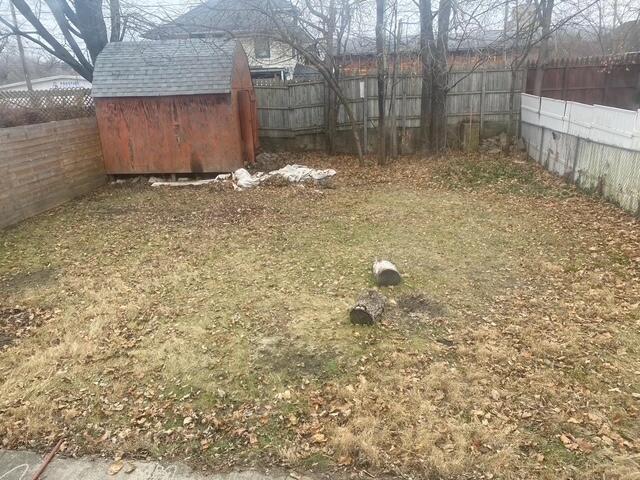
[
  {"xmin": 92, "ymin": 39, "xmax": 238, "ymax": 98},
  {"xmin": 144, "ymin": 0, "xmax": 296, "ymax": 39}
]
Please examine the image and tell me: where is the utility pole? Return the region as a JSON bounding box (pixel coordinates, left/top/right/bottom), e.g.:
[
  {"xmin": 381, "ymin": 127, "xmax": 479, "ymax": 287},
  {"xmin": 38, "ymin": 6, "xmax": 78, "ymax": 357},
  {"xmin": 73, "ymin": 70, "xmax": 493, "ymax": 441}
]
[{"xmin": 9, "ymin": 0, "xmax": 33, "ymax": 92}]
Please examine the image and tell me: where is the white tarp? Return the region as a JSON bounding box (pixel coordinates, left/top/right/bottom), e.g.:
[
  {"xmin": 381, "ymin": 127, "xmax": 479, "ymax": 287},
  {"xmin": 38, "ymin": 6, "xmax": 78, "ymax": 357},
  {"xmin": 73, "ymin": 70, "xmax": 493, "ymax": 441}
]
[{"xmin": 150, "ymin": 165, "xmax": 336, "ymax": 189}]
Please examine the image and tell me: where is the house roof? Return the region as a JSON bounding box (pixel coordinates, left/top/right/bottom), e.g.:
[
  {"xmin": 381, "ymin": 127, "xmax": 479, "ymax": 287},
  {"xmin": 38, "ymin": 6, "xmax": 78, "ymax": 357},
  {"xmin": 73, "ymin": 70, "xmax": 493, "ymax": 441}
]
[
  {"xmin": 92, "ymin": 39, "xmax": 238, "ymax": 98},
  {"xmin": 340, "ymin": 30, "xmax": 511, "ymax": 57},
  {"xmin": 144, "ymin": 0, "xmax": 296, "ymax": 39}
]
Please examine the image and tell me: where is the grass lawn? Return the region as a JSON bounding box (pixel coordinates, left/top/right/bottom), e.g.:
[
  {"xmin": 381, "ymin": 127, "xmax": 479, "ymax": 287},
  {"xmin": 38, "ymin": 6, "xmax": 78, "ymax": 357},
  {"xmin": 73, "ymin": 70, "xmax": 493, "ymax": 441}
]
[{"xmin": 1, "ymin": 153, "xmax": 639, "ymax": 479}]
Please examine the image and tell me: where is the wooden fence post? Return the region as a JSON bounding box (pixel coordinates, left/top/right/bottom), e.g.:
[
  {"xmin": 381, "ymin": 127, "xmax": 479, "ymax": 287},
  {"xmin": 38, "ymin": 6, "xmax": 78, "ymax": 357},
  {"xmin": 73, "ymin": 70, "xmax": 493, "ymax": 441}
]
[
  {"xmin": 287, "ymin": 81, "xmax": 294, "ymax": 138},
  {"xmin": 480, "ymin": 69, "xmax": 486, "ymax": 135},
  {"xmin": 401, "ymin": 83, "xmax": 407, "ymax": 152},
  {"xmin": 363, "ymin": 78, "xmax": 368, "ymax": 153}
]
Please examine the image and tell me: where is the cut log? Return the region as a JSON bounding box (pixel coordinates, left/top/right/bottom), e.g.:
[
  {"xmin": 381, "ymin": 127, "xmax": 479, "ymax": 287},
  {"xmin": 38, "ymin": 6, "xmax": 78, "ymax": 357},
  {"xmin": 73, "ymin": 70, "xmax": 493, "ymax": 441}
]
[
  {"xmin": 372, "ymin": 260, "xmax": 402, "ymax": 286},
  {"xmin": 350, "ymin": 290, "xmax": 386, "ymax": 325}
]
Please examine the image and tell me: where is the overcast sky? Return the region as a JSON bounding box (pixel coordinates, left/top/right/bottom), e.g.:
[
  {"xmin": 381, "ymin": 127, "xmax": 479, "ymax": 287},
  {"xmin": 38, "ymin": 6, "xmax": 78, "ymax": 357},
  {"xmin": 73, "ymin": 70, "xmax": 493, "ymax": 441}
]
[{"xmin": 0, "ymin": 0, "xmax": 637, "ymax": 64}]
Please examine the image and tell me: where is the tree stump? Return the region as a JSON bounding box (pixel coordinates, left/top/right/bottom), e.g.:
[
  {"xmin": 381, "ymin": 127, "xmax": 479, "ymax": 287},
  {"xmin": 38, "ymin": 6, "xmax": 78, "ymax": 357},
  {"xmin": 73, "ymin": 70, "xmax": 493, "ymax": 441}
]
[
  {"xmin": 350, "ymin": 290, "xmax": 386, "ymax": 325},
  {"xmin": 372, "ymin": 260, "xmax": 402, "ymax": 286}
]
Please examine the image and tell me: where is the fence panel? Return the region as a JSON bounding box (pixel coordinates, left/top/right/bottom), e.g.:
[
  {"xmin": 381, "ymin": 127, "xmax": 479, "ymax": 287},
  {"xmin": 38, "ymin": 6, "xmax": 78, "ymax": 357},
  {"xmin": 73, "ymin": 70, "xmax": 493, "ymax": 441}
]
[
  {"xmin": 254, "ymin": 84, "xmax": 290, "ymax": 136},
  {"xmin": 521, "ymin": 93, "xmax": 640, "ymax": 214},
  {"xmin": 255, "ymin": 69, "xmax": 523, "ymax": 139},
  {"xmin": 5, "ymin": 70, "xmax": 524, "ymax": 144},
  {"xmin": 526, "ymin": 53, "xmax": 640, "ymax": 110},
  {"xmin": 0, "ymin": 117, "xmax": 105, "ymax": 229}
]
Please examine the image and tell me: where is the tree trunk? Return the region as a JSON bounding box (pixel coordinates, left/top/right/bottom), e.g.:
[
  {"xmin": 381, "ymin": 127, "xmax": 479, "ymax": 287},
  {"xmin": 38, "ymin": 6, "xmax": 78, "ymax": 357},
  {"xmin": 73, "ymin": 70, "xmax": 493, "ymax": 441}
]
[
  {"xmin": 9, "ymin": 0, "xmax": 95, "ymax": 80},
  {"xmin": 109, "ymin": 0, "xmax": 122, "ymax": 42},
  {"xmin": 338, "ymin": 86, "xmax": 364, "ymax": 161},
  {"xmin": 506, "ymin": 67, "xmax": 519, "ymax": 152},
  {"xmin": 325, "ymin": 0, "xmax": 338, "ymax": 154},
  {"xmin": 75, "ymin": 0, "xmax": 109, "ymax": 64},
  {"xmin": 418, "ymin": 0, "xmax": 434, "ymax": 153},
  {"xmin": 372, "ymin": 260, "xmax": 402, "ymax": 286},
  {"xmin": 291, "ymin": 51, "xmax": 363, "ymax": 161},
  {"xmin": 376, "ymin": 0, "xmax": 387, "ymax": 165},
  {"xmin": 9, "ymin": 0, "xmax": 32, "ymax": 93},
  {"xmin": 533, "ymin": 0, "xmax": 554, "ymax": 96},
  {"xmin": 327, "ymin": 87, "xmax": 338, "ymax": 154},
  {"xmin": 388, "ymin": 18, "xmax": 401, "ymax": 159},
  {"xmin": 430, "ymin": 0, "xmax": 452, "ymax": 152},
  {"xmin": 350, "ymin": 290, "xmax": 386, "ymax": 325}
]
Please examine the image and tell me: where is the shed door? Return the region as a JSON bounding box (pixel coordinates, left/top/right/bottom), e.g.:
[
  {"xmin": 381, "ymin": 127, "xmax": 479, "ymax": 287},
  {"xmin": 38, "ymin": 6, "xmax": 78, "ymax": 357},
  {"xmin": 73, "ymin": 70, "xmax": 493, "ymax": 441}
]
[{"xmin": 238, "ymin": 90, "xmax": 256, "ymax": 164}]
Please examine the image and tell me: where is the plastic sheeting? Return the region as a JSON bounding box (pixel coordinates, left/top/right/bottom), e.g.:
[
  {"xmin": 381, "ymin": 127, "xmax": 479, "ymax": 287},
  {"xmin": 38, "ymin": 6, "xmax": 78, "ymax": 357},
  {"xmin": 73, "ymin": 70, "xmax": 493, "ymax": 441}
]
[{"xmin": 150, "ymin": 165, "xmax": 336, "ymax": 189}]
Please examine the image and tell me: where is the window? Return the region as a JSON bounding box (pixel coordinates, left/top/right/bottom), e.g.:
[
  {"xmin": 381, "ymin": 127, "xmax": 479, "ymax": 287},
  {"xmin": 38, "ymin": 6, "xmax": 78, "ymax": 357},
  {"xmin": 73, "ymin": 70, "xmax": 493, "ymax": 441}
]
[{"xmin": 254, "ymin": 37, "xmax": 270, "ymax": 59}]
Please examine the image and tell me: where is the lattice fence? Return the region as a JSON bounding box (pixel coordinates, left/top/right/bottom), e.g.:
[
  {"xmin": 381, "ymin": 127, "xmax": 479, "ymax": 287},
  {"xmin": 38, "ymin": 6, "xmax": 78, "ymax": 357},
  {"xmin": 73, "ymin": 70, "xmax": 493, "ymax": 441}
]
[{"xmin": 0, "ymin": 88, "xmax": 95, "ymax": 128}]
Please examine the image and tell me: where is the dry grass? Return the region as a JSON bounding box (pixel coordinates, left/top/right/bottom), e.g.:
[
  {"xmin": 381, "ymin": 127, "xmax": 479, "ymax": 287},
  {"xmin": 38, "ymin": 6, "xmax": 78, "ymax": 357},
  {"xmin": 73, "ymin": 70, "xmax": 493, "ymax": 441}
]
[{"xmin": 1, "ymin": 153, "xmax": 639, "ymax": 479}]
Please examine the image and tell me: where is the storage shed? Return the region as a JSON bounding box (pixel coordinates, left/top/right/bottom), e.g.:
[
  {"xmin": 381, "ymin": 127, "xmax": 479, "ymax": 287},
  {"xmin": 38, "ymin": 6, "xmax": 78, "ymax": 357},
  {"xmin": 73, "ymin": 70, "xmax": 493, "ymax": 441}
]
[{"xmin": 92, "ymin": 39, "xmax": 258, "ymax": 174}]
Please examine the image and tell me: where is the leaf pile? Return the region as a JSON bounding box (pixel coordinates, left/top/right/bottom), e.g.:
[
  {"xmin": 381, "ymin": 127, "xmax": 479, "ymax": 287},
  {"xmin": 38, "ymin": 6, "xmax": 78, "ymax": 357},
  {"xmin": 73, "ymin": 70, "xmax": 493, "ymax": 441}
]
[{"xmin": 0, "ymin": 306, "xmax": 51, "ymax": 350}]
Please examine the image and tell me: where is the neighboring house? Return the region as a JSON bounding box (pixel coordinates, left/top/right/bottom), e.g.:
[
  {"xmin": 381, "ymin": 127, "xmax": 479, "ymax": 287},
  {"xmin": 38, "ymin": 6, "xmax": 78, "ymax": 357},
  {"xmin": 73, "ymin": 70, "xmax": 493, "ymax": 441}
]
[
  {"xmin": 92, "ymin": 39, "xmax": 259, "ymax": 174},
  {"xmin": 337, "ymin": 30, "xmax": 515, "ymax": 75},
  {"xmin": 611, "ymin": 21, "xmax": 640, "ymax": 53},
  {"xmin": 144, "ymin": 0, "xmax": 305, "ymax": 80},
  {"xmin": 0, "ymin": 75, "xmax": 91, "ymax": 91}
]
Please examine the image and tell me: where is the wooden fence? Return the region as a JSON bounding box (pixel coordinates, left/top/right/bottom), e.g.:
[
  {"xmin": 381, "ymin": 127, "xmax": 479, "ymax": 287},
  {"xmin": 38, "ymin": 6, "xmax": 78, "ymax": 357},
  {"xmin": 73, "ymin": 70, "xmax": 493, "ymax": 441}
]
[
  {"xmin": 525, "ymin": 53, "xmax": 640, "ymax": 110},
  {"xmin": 254, "ymin": 68, "xmax": 526, "ymax": 146},
  {"xmin": 0, "ymin": 117, "xmax": 105, "ymax": 229},
  {"xmin": 0, "ymin": 70, "xmax": 525, "ymax": 150},
  {"xmin": 0, "ymin": 88, "xmax": 94, "ymax": 128}
]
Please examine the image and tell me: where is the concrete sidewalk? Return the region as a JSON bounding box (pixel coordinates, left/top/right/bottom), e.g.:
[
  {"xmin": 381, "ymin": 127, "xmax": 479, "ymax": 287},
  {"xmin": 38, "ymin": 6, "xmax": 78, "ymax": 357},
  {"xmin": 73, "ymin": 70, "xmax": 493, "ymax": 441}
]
[{"xmin": 0, "ymin": 450, "xmax": 288, "ymax": 480}]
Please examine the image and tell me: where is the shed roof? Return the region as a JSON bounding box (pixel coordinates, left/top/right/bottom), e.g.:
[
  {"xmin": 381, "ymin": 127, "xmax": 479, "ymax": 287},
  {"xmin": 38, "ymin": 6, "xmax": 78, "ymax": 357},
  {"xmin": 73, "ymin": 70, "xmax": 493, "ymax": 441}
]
[{"xmin": 92, "ymin": 39, "xmax": 238, "ymax": 98}]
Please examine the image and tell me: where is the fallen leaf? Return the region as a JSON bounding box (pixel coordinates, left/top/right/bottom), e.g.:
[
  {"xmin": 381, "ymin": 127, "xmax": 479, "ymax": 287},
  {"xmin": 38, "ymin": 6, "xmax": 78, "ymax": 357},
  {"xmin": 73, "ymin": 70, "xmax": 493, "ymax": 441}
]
[
  {"xmin": 109, "ymin": 460, "xmax": 124, "ymax": 475},
  {"xmin": 311, "ymin": 433, "xmax": 326, "ymax": 444}
]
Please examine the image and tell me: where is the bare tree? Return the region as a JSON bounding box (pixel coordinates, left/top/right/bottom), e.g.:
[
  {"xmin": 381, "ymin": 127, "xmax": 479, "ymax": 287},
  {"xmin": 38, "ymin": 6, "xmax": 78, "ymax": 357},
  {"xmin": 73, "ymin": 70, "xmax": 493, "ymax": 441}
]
[
  {"xmin": 0, "ymin": 0, "xmax": 126, "ymax": 81},
  {"xmin": 430, "ymin": 0, "xmax": 451, "ymax": 151},
  {"xmin": 418, "ymin": 0, "xmax": 434, "ymax": 152},
  {"xmin": 504, "ymin": 0, "xmax": 599, "ymax": 149},
  {"xmin": 375, "ymin": 0, "xmax": 387, "ymax": 163},
  {"xmin": 256, "ymin": 0, "xmax": 365, "ymax": 160},
  {"xmin": 533, "ymin": 0, "xmax": 554, "ymax": 95},
  {"xmin": 417, "ymin": 0, "xmax": 453, "ymax": 152}
]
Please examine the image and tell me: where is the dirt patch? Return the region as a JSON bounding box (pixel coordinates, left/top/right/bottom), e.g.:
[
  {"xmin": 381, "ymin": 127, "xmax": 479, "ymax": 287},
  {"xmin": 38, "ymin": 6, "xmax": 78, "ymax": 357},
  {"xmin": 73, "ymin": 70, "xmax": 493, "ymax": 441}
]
[
  {"xmin": 252, "ymin": 336, "xmax": 337, "ymax": 380},
  {"xmin": 397, "ymin": 293, "xmax": 446, "ymax": 317},
  {"xmin": 386, "ymin": 293, "xmax": 448, "ymax": 335},
  {"xmin": 1, "ymin": 268, "xmax": 56, "ymax": 294},
  {"xmin": 0, "ymin": 306, "xmax": 51, "ymax": 350}
]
